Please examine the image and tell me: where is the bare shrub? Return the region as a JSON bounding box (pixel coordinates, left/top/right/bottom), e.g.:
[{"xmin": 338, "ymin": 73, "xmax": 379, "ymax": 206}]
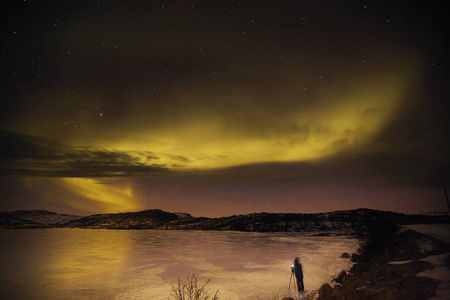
[{"xmin": 170, "ymin": 274, "xmax": 219, "ymax": 300}]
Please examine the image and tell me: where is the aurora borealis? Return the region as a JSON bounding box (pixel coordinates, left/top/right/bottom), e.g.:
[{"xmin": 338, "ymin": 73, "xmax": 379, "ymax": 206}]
[{"xmin": 1, "ymin": 1, "xmax": 448, "ymax": 216}]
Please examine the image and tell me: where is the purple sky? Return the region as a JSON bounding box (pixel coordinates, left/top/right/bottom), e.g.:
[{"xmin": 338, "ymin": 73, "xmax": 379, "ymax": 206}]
[{"xmin": 1, "ymin": 1, "xmax": 448, "ymax": 216}]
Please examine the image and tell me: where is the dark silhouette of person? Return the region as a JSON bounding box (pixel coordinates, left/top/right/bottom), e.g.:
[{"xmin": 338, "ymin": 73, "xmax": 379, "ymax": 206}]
[{"xmin": 292, "ymin": 257, "xmax": 304, "ymax": 292}]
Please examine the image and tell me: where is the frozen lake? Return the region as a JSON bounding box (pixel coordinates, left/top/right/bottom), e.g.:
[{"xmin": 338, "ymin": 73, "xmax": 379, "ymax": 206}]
[{"xmin": 0, "ymin": 229, "xmax": 358, "ymax": 299}]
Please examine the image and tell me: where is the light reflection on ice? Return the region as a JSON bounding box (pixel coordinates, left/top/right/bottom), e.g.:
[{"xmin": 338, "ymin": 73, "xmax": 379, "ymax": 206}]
[{"xmin": 0, "ymin": 229, "xmax": 358, "ymax": 300}]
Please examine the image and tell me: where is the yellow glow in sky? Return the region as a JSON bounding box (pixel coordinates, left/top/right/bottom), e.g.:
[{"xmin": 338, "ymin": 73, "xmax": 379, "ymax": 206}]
[
  {"xmin": 104, "ymin": 71, "xmax": 413, "ymax": 171},
  {"xmin": 56, "ymin": 178, "xmax": 138, "ymax": 213}
]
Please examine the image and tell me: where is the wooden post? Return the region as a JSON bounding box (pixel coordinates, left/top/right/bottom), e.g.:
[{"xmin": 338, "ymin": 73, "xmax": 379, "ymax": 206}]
[{"xmin": 443, "ymin": 181, "xmax": 450, "ymax": 213}]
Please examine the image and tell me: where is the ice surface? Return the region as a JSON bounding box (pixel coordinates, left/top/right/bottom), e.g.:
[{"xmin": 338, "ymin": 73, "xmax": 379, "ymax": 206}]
[{"xmin": 0, "ymin": 229, "xmax": 358, "ymax": 299}]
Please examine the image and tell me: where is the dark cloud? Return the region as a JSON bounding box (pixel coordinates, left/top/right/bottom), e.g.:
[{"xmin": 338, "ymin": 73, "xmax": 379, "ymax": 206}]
[{"xmin": 0, "ymin": 131, "xmax": 171, "ymax": 177}]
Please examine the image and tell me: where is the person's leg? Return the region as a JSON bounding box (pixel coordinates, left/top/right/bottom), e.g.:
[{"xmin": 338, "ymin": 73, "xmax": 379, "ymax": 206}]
[{"xmin": 295, "ymin": 276, "xmax": 301, "ymax": 291}]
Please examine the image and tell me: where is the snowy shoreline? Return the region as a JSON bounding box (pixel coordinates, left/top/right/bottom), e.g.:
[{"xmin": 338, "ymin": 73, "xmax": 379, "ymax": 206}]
[{"xmin": 314, "ymin": 224, "xmax": 450, "ymax": 300}]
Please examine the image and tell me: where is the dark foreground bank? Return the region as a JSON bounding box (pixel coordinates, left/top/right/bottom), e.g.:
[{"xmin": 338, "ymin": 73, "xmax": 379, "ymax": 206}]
[{"xmin": 314, "ymin": 228, "xmax": 450, "ymax": 299}]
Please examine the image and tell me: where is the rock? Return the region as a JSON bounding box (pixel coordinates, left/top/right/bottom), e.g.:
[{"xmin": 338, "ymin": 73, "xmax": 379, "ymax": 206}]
[
  {"xmin": 351, "ymin": 253, "xmax": 360, "ymax": 262},
  {"xmin": 333, "ymin": 288, "xmax": 345, "ymax": 300},
  {"xmin": 334, "ymin": 270, "xmax": 347, "ymax": 283},
  {"xmin": 374, "ymin": 266, "xmax": 387, "ymax": 281},
  {"xmin": 341, "ymin": 252, "xmax": 351, "ymax": 258},
  {"xmin": 318, "ymin": 283, "xmax": 334, "ymax": 299},
  {"xmin": 446, "ymin": 254, "xmax": 450, "ymax": 269}
]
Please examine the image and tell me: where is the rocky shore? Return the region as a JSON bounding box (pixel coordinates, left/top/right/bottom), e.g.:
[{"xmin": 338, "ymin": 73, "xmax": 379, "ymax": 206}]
[{"xmin": 315, "ymin": 228, "xmax": 450, "ymax": 299}]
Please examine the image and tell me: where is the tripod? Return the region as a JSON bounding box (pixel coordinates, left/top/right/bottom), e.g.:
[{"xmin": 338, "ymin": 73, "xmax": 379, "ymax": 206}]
[{"xmin": 288, "ymin": 271, "xmax": 297, "ymax": 297}]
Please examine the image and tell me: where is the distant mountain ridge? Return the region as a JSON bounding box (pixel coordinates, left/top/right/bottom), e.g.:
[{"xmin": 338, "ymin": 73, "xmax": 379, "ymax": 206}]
[
  {"xmin": 0, "ymin": 208, "xmax": 449, "ymax": 231},
  {"xmin": 0, "ymin": 210, "xmax": 82, "ymax": 226},
  {"xmin": 63, "ymin": 209, "xmax": 193, "ymax": 229}
]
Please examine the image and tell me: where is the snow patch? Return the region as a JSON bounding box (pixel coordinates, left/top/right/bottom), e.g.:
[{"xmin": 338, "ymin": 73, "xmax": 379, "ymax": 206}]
[
  {"xmin": 406, "ymin": 224, "xmax": 450, "ymax": 300},
  {"xmin": 387, "ymin": 260, "xmax": 413, "ymax": 265},
  {"xmin": 418, "ymin": 253, "xmax": 450, "ymax": 300},
  {"xmin": 173, "ymin": 212, "xmax": 193, "ymax": 219}
]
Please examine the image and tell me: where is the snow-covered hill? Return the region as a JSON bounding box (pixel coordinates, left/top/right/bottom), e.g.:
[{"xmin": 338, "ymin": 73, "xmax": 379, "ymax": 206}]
[
  {"xmin": 0, "ymin": 210, "xmax": 82, "ymax": 226},
  {"xmin": 61, "ymin": 209, "xmax": 184, "ymax": 229}
]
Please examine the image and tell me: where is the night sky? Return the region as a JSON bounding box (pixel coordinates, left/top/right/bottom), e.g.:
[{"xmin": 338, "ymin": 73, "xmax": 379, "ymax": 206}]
[{"xmin": 1, "ymin": 0, "xmax": 448, "ymax": 217}]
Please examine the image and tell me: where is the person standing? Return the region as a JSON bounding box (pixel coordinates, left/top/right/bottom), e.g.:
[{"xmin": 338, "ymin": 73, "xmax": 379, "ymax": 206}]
[{"xmin": 292, "ymin": 257, "xmax": 304, "ymax": 292}]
